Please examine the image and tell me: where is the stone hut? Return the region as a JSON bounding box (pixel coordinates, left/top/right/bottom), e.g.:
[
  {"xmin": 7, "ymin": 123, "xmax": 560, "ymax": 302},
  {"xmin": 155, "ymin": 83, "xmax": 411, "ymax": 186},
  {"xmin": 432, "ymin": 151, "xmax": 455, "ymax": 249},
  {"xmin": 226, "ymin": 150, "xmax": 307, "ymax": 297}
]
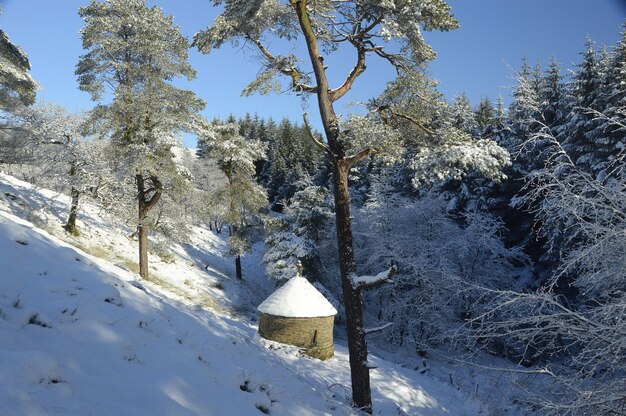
[{"xmin": 258, "ymin": 274, "xmax": 337, "ymax": 360}]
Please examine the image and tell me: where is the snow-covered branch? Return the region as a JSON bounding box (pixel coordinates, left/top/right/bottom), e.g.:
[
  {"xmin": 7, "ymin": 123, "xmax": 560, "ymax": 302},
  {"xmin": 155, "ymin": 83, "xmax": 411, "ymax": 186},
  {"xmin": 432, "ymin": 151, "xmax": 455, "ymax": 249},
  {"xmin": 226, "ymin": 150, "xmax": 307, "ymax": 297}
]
[
  {"xmin": 351, "ymin": 265, "xmax": 396, "ymax": 290},
  {"xmin": 363, "ymin": 322, "xmax": 393, "ymax": 335}
]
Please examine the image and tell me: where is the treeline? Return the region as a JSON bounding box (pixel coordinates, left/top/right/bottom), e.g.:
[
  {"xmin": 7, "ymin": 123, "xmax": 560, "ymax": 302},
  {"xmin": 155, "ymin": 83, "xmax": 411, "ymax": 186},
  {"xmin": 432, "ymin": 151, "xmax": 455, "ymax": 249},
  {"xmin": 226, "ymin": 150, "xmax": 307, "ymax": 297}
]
[{"xmin": 228, "ymin": 113, "xmax": 323, "ymax": 210}]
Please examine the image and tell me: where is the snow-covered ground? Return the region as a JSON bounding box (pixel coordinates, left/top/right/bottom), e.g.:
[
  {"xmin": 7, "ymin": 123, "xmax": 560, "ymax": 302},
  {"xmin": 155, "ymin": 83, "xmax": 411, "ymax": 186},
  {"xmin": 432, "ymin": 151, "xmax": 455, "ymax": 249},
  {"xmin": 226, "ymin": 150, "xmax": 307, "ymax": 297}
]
[{"xmin": 0, "ymin": 172, "xmax": 488, "ymax": 415}]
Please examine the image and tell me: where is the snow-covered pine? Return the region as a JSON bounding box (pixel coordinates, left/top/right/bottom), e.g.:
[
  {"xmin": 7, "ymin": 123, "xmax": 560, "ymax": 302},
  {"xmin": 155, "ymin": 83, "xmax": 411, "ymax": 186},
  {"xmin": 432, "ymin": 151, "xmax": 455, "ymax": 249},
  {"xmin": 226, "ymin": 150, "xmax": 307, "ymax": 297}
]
[
  {"xmin": 475, "ymin": 97, "xmax": 496, "ymax": 137},
  {"xmin": 263, "ymin": 183, "xmax": 333, "ymax": 281},
  {"xmin": 0, "ymin": 21, "xmax": 36, "ymax": 111},
  {"xmin": 0, "ymin": 18, "xmax": 37, "ymax": 167},
  {"xmin": 448, "ymin": 93, "xmax": 480, "ymax": 137},
  {"xmin": 197, "ymin": 122, "xmax": 267, "ymax": 280},
  {"xmin": 76, "ymin": 0, "xmax": 206, "ymax": 279},
  {"xmin": 258, "ymin": 118, "xmax": 323, "ymax": 206},
  {"xmin": 369, "ymin": 70, "xmax": 510, "ymax": 191}
]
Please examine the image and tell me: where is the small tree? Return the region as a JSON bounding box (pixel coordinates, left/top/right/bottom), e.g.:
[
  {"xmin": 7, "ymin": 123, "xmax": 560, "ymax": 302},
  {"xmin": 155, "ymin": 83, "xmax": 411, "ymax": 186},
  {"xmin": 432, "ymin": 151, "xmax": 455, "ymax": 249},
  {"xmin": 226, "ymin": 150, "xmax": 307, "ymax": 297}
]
[
  {"xmin": 264, "ymin": 183, "xmax": 333, "ymax": 281},
  {"xmin": 9, "ymin": 101, "xmax": 106, "ymax": 235},
  {"xmin": 198, "ymin": 122, "xmax": 267, "ymax": 280},
  {"xmin": 76, "ymin": 0, "xmax": 205, "ymax": 279}
]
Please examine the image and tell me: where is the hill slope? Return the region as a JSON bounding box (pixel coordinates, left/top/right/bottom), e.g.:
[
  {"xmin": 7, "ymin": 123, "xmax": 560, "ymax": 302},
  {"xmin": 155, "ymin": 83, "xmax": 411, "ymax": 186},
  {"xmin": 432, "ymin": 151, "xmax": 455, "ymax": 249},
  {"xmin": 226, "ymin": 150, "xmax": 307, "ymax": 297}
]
[{"xmin": 0, "ymin": 173, "xmax": 480, "ymax": 415}]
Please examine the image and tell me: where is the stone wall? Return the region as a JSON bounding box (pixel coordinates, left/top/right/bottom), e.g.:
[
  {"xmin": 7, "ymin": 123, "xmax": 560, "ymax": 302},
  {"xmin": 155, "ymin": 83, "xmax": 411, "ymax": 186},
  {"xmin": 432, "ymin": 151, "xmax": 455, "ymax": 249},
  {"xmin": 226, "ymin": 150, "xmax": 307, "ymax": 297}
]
[{"xmin": 258, "ymin": 313, "xmax": 335, "ymax": 360}]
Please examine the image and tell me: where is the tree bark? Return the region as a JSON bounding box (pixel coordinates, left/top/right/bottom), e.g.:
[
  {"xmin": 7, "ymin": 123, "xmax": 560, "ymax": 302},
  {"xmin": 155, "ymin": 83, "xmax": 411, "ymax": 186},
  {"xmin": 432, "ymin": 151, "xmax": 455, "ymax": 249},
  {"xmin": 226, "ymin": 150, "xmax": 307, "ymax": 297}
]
[
  {"xmin": 136, "ymin": 173, "xmax": 162, "ymax": 280},
  {"xmin": 289, "ymin": 1, "xmax": 373, "ymax": 412},
  {"xmin": 137, "ymin": 175, "xmax": 149, "ymax": 280},
  {"xmin": 333, "ymin": 160, "xmax": 372, "ymax": 413},
  {"xmin": 64, "ymin": 160, "xmax": 80, "ymax": 236},
  {"xmin": 64, "ymin": 186, "xmax": 80, "ymax": 236},
  {"xmin": 235, "ymin": 255, "xmax": 242, "ymax": 280},
  {"xmin": 138, "ymin": 204, "xmax": 149, "ymax": 279}
]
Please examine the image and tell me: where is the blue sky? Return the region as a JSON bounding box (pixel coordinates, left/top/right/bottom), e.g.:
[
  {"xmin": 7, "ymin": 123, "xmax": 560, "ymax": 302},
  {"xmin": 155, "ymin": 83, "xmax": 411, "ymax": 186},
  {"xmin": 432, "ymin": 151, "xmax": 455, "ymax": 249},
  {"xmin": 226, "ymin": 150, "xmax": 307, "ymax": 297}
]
[{"xmin": 1, "ymin": 0, "xmax": 625, "ymax": 146}]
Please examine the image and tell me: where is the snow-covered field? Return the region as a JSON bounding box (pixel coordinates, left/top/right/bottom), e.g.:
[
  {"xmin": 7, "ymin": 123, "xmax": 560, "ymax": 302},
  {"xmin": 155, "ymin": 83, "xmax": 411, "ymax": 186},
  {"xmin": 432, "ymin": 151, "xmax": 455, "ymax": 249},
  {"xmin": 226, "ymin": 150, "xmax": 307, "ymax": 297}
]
[{"xmin": 0, "ymin": 172, "xmax": 486, "ymax": 415}]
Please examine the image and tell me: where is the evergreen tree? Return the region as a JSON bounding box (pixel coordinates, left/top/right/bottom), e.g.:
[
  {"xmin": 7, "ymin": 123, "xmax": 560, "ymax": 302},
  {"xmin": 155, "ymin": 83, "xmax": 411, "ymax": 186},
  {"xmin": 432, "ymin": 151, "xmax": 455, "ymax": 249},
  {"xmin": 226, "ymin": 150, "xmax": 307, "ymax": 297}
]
[
  {"xmin": 561, "ymin": 38, "xmax": 604, "ymax": 175},
  {"xmin": 539, "ymin": 57, "xmax": 568, "ymax": 128},
  {"xmin": 76, "ymin": 0, "xmax": 205, "ymax": 279},
  {"xmin": 475, "ymin": 97, "xmax": 495, "ymax": 138},
  {"xmin": 198, "ymin": 122, "xmax": 267, "ymax": 280},
  {"xmin": 0, "ymin": 17, "xmax": 36, "ymax": 111},
  {"xmin": 264, "ymin": 183, "xmax": 333, "ymax": 281},
  {"xmin": 449, "ymin": 92, "xmax": 479, "ymax": 136}
]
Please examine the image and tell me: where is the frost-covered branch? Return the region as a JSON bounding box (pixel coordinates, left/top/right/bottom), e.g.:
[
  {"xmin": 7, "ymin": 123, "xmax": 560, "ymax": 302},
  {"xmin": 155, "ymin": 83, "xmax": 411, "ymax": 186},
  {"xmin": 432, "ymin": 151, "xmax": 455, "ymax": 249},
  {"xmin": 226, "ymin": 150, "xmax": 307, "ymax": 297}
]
[
  {"xmin": 351, "ymin": 265, "xmax": 397, "ymax": 290},
  {"xmin": 363, "ymin": 322, "xmax": 393, "ymax": 335}
]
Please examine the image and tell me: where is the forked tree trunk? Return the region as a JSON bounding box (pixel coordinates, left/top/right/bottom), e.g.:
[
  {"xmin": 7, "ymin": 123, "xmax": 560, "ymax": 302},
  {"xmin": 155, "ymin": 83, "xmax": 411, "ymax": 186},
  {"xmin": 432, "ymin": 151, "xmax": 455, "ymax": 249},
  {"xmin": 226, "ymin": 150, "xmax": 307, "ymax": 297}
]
[{"xmin": 136, "ymin": 174, "xmax": 162, "ymax": 280}]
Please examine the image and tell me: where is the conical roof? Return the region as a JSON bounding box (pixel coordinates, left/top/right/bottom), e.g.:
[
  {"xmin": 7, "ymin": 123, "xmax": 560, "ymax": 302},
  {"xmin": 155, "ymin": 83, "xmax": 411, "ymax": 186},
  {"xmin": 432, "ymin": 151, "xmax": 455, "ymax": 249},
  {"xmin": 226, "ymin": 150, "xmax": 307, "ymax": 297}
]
[{"xmin": 258, "ymin": 276, "xmax": 337, "ymax": 318}]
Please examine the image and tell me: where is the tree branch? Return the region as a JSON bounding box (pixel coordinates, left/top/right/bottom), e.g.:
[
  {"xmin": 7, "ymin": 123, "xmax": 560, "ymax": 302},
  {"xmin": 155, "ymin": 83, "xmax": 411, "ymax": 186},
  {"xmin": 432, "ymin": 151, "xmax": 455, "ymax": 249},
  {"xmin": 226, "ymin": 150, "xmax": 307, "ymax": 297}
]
[
  {"xmin": 143, "ymin": 175, "xmax": 162, "ymax": 212},
  {"xmin": 345, "ymin": 146, "xmax": 382, "ymax": 167},
  {"xmin": 329, "ymin": 42, "xmax": 366, "ymax": 102},
  {"xmin": 351, "ymin": 265, "xmax": 397, "ymax": 290},
  {"xmin": 375, "ymin": 104, "xmax": 435, "ymax": 135},
  {"xmin": 364, "ymin": 322, "xmax": 393, "ymax": 335},
  {"xmin": 246, "ymin": 35, "xmax": 317, "ymax": 93},
  {"xmin": 302, "ymin": 112, "xmax": 335, "ymax": 159}
]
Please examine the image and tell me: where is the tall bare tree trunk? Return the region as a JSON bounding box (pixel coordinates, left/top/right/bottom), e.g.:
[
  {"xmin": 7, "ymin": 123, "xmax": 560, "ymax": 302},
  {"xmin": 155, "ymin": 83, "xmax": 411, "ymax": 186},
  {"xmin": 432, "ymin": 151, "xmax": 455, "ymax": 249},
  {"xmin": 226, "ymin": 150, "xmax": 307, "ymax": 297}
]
[
  {"xmin": 229, "ymin": 225, "xmax": 243, "ymax": 280},
  {"xmin": 64, "ymin": 161, "xmax": 80, "ymax": 236},
  {"xmin": 235, "ymin": 255, "xmax": 242, "ymax": 280},
  {"xmin": 138, "ymin": 204, "xmax": 149, "ymax": 279},
  {"xmin": 333, "ymin": 160, "xmax": 372, "ymax": 412},
  {"xmin": 290, "ymin": 1, "xmax": 374, "ymax": 411},
  {"xmin": 136, "ymin": 174, "xmax": 162, "ymax": 280},
  {"xmin": 64, "ymin": 186, "xmax": 80, "ymax": 236},
  {"xmin": 137, "ymin": 175, "xmax": 149, "ymax": 279}
]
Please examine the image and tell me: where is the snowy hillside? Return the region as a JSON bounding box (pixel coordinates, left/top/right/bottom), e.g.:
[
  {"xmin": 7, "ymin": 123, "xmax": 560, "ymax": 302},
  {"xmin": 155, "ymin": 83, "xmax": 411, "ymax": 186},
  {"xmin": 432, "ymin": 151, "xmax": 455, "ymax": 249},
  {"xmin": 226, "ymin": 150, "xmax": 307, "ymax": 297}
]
[{"xmin": 0, "ymin": 173, "xmax": 482, "ymax": 416}]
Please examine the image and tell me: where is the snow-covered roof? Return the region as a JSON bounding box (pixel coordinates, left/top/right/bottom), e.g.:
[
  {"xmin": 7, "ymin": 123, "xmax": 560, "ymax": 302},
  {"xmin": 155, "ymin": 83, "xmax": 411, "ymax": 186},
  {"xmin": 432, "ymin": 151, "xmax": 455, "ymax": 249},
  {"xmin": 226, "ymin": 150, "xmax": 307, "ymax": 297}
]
[{"xmin": 258, "ymin": 276, "xmax": 338, "ymax": 318}]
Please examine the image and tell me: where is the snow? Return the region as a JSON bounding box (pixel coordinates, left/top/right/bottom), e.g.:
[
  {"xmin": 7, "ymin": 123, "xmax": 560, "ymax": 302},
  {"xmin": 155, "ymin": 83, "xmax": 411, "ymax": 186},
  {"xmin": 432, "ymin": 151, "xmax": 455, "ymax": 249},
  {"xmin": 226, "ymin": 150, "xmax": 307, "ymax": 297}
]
[
  {"xmin": 258, "ymin": 276, "xmax": 338, "ymax": 318},
  {"xmin": 0, "ymin": 172, "xmax": 489, "ymax": 415},
  {"xmin": 351, "ymin": 266, "xmax": 396, "ymax": 289},
  {"xmin": 364, "ymin": 322, "xmax": 394, "ymax": 335}
]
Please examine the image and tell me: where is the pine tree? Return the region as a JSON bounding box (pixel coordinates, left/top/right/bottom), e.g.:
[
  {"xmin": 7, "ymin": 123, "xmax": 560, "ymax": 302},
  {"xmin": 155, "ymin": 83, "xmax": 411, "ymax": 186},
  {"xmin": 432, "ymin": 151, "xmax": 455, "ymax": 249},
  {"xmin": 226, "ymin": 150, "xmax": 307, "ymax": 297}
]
[
  {"xmin": 0, "ymin": 15, "xmax": 36, "ymax": 111},
  {"xmin": 561, "ymin": 38, "xmax": 603, "ymax": 175},
  {"xmin": 539, "ymin": 57, "xmax": 567, "ymax": 128},
  {"xmin": 198, "ymin": 122, "xmax": 267, "ymax": 280},
  {"xmin": 76, "ymin": 0, "xmax": 205, "ymax": 279},
  {"xmin": 264, "ymin": 183, "xmax": 333, "ymax": 281},
  {"xmin": 590, "ymin": 24, "xmax": 626, "ymax": 180},
  {"xmin": 475, "ymin": 97, "xmax": 495, "ymax": 138},
  {"xmin": 449, "ymin": 92, "xmax": 479, "ymax": 136},
  {"xmin": 194, "ymin": 2, "xmax": 461, "ymax": 411}
]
